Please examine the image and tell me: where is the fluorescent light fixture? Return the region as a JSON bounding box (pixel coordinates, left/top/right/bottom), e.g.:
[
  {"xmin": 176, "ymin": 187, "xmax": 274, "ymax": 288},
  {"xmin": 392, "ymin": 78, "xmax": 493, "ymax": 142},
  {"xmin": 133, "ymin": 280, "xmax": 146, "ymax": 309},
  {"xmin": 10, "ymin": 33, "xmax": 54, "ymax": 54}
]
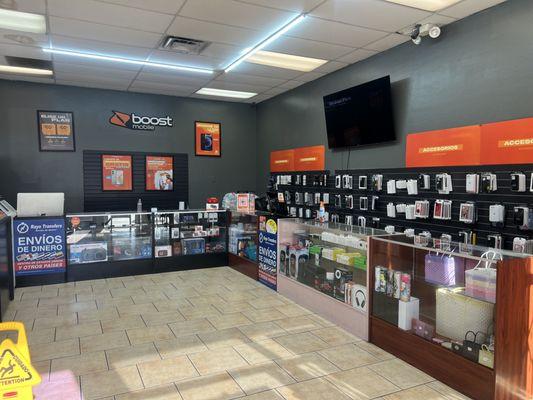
[
  {"xmin": 0, "ymin": 65, "xmax": 53, "ymax": 76},
  {"xmin": 196, "ymin": 88, "xmax": 257, "ymax": 99},
  {"xmin": 384, "ymin": 0, "xmax": 462, "ymax": 12},
  {"xmin": 0, "ymin": 9, "xmax": 46, "ymax": 34},
  {"xmin": 246, "ymin": 50, "xmax": 327, "ymax": 72},
  {"xmin": 224, "ymin": 13, "xmax": 307, "ymax": 73},
  {"xmin": 42, "ymin": 48, "xmax": 214, "ymax": 74}
]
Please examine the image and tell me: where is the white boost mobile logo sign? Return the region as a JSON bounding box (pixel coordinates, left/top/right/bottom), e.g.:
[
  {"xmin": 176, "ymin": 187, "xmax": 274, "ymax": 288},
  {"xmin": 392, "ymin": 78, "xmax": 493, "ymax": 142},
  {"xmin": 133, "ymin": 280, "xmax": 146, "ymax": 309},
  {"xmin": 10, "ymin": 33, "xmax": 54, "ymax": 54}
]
[{"xmin": 109, "ymin": 110, "xmax": 173, "ymax": 131}]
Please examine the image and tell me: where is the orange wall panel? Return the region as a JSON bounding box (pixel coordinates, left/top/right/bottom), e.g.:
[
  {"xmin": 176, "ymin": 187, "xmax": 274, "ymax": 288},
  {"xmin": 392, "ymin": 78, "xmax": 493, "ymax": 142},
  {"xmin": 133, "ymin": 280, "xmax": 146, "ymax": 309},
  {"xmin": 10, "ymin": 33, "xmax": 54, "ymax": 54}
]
[
  {"xmin": 270, "ymin": 149, "xmax": 295, "ymax": 172},
  {"xmin": 406, "ymin": 125, "xmax": 481, "ymax": 167},
  {"xmin": 480, "ymin": 117, "xmax": 533, "ymax": 165},
  {"xmin": 294, "ymin": 145, "xmax": 325, "ymax": 171}
]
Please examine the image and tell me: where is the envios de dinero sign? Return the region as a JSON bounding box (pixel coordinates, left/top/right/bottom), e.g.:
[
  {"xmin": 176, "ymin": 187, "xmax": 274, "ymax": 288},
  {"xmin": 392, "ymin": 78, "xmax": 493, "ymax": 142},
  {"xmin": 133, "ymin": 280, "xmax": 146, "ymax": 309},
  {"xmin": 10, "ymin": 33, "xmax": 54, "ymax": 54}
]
[{"xmin": 109, "ymin": 110, "xmax": 173, "ymax": 131}]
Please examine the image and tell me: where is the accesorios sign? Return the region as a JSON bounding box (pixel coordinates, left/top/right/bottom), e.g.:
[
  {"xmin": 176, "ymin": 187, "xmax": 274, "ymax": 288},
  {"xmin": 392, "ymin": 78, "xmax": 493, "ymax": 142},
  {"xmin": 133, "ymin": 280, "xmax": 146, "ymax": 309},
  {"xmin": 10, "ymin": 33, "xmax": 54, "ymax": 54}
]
[
  {"xmin": 13, "ymin": 218, "xmax": 66, "ymax": 276},
  {"xmin": 270, "ymin": 145, "xmax": 325, "ymax": 172},
  {"xmin": 109, "ymin": 110, "xmax": 173, "ymax": 131}
]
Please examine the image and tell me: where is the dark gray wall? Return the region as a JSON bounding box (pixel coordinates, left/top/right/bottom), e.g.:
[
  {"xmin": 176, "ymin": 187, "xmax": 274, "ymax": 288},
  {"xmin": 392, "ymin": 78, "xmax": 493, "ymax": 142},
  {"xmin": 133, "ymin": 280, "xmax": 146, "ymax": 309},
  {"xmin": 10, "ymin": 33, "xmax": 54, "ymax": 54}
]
[
  {"xmin": 0, "ymin": 81, "xmax": 257, "ymax": 211},
  {"xmin": 256, "ymin": 0, "xmax": 533, "ymax": 192}
]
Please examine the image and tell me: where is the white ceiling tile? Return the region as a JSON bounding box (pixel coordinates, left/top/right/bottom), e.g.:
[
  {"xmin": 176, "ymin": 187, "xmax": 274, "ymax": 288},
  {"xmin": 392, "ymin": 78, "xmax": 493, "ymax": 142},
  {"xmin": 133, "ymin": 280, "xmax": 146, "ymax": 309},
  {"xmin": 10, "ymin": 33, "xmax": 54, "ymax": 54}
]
[
  {"xmin": 48, "ymin": 0, "xmax": 174, "ymax": 33},
  {"xmin": 293, "ymin": 71, "xmax": 327, "ymax": 82},
  {"xmin": 149, "ymin": 49, "xmax": 224, "ymax": 70},
  {"xmin": 0, "ymin": 73, "xmax": 53, "ymax": 83},
  {"xmin": 215, "ymin": 72, "xmax": 286, "ymax": 87},
  {"xmin": 312, "ymin": 0, "xmax": 431, "ymax": 32},
  {"xmin": 49, "ymin": 17, "xmax": 162, "ymax": 49},
  {"xmin": 439, "ymin": 0, "xmax": 506, "ymax": 18},
  {"xmin": 262, "ymin": 86, "xmax": 287, "ymax": 95},
  {"xmin": 417, "ymin": 14, "xmax": 457, "ymax": 26},
  {"xmin": 56, "ymin": 78, "xmax": 131, "ymax": 91},
  {"xmin": 287, "ymin": 17, "xmax": 387, "ymax": 48},
  {"xmin": 129, "ymin": 86, "xmax": 192, "ymax": 98},
  {"xmin": 336, "ymin": 48, "xmax": 377, "ymax": 63},
  {"xmin": 130, "ymin": 80, "xmax": 198, "ymax": 95},
  {"xmin": 50, "ymin": 35, "xmax": 153, "ymax": 61},
  {"xmin": 199, "ymin": 42, "xmax": 241, "ymax": 60},
  {"xmin": 206, "ymin": 80, "xmax": 271, "ymax": 94},
  {"xmin": 179, "ymin": 0, "xmax": 294, "ymax": 32},
  {"xmin": 0, "ymin": 30, "xmax": 48, "ymax": 46},
  {"xmin": 277, "ymin": 79, "xmax": 306, "ymax": 89},
  {"xmin": 166, "ymin": 16, "xmax": 263, "ymax": 47},
  {"xmin": 0, "ymin": 42, "xmax": 51, "ymax": 59},
  {"xmin": 265, "ymin": 36, "xmax": 353, "ymax": 60},
  {"xmin": 53, "ymin": 62, "xmax": 139, "ymax": 80},
  {"xmin": 364, "ymin": 33, "xmax": 409, "ymax": 52},
  {"xmin": 314, "ymin": 60, "xmax": 347, "ymax": 73},
  {"xmin": 135, "ymin": 70, "xmax": 212, "ymax": 87},
  {"xmin": 236, "ymin": 0, "xmax": 324, "ymax": 12},
  {"xmin": 53, "ymin": 70, "xmax": 134, "ymax": 86},
  {"xmin": 93, "ymin": 0, "xmax": 186, "ymax": 14},
  {"xmin": 0, "ymin": 0, "xmax": 46, "ymax": 14},
  {"xmin": 229, "ymin": 62, "xmax": 303, "ymax": 79}
]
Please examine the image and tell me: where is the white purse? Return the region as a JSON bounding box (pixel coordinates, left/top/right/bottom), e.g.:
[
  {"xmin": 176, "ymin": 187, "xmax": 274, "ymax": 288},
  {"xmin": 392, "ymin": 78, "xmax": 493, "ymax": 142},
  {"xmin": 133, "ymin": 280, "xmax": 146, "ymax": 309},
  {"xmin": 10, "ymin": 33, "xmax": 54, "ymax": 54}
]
[{"xmin": 436, "ymin": 287, "xmax": 494, "ymax": 342}]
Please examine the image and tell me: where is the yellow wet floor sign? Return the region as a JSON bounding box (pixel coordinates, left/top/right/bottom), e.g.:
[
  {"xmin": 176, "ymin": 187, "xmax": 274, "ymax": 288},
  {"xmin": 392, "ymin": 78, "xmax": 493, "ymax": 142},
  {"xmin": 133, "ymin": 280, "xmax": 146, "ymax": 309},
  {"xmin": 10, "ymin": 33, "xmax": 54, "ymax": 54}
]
[{"xmin": 0, "ymin": 322, "xmax": 40, "ymax": 399}]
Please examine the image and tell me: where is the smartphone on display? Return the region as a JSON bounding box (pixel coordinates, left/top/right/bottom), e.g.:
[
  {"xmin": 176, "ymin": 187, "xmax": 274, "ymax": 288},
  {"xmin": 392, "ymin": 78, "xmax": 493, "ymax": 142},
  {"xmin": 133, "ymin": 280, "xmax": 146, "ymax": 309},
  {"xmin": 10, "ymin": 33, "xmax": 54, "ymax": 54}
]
[{"xmin": 200, "ymin": 133, "xmax": 213, "ymax": 151}]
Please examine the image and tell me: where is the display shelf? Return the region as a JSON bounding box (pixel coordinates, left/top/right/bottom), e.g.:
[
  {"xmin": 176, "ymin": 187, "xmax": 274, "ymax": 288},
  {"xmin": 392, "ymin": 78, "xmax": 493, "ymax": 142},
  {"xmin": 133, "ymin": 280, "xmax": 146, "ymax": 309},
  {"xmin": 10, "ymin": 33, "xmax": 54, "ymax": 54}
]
[
  {"xmin": 277, "ymin": 218, "xmax": 388, "ymax": 340},
  {"xmin": 228, "ymin": 212, "xmax": 259, "ymax": 280},
  {"xmin": 368, "ymin": 234, "xmax": 533, "ymax": 400}
]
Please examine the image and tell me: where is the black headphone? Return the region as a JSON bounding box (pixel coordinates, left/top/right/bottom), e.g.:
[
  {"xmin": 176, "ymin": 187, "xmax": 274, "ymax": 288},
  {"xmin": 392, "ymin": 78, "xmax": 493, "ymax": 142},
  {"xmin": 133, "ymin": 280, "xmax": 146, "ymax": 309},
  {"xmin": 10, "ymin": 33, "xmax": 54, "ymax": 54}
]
[{"xmin": 354, "ymin": 289, "xmax": 366, "ymax": 309}]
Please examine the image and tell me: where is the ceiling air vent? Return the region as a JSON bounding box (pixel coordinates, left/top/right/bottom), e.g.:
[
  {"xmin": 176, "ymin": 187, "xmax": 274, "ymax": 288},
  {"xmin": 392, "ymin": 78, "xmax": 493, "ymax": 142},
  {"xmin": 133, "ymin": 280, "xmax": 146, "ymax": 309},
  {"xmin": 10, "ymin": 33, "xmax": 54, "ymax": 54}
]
[{"xmin": 160, "ymin": 36, "xmax": 210, "ymax": 55}]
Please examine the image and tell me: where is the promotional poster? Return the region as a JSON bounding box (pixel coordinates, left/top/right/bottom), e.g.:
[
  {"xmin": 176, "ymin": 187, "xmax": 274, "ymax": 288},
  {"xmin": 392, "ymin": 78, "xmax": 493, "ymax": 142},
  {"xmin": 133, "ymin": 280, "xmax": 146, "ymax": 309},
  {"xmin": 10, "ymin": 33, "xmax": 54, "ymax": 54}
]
[
  {"xmin": 195, "ymin": 121, "xmax": 221, "ymax": 157},
  {"xmin": 13, "ymin": 218, "xmax": 66, "ymax": 275},
  {"xmin": 37, "ymin": 110, "xmax": 75, "ymax": 151},
  {"xmin": 258, "ymin": 216, "xmax": 278, "ymax": 290},
  {"xmin": 102, "ymin": 154, "xmax": 133, "ymax": 191},
  {"xmin": 146, "ymin": 156, "xmax": 173, "ymax": 191}
]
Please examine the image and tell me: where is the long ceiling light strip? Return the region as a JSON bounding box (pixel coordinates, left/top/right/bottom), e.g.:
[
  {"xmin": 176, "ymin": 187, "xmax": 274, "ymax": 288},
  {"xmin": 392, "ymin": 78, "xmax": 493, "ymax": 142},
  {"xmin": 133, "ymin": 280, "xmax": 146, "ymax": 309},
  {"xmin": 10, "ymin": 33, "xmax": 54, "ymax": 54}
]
[
  {"xmin": 42, "ymin": 48, "xmax": 214, "ymax": 74},
  {"xmin": 0, "ymin": 65, "xmax": 53, "ymax": 76},
  {"xmin": 196, "ymin": 87, "xmax": 257, "ymax": 99},
  {"xmin": 0, "ymin": 9, "xmax": 47, "ymax": 34},
  {"xmin": 224, "ymin": 13, "xmax": 307, "ymax": 73}
]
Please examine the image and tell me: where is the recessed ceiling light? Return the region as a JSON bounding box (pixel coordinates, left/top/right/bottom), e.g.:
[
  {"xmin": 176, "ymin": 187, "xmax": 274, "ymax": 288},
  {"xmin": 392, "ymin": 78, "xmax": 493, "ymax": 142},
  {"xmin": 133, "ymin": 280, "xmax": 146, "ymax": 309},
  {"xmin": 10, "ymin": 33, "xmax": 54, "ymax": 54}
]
[
  {"xmin": 0, "ymin": 65, "xmax": 53, "ymax": 76},
  {"xmin": 196, "ymin": 88, "xmax": 257, "ymax": 99},
  {"xmin": 224, "ymin": 13, "xmax": 306, "ymax": 73},
  {"xmin": 246, "ymin": 50, "xmax": 327, "ymax": 72},
  {"xmin": 384, "ymin": 0, "xmax": 462, "ymax": 12},
  {"xmin": 0, "ymin": 9, "xmax": 46, "ymax": 34},
  {"xmin": 42, "ymin": 48, "xmax": 213, "ymax": 74}
]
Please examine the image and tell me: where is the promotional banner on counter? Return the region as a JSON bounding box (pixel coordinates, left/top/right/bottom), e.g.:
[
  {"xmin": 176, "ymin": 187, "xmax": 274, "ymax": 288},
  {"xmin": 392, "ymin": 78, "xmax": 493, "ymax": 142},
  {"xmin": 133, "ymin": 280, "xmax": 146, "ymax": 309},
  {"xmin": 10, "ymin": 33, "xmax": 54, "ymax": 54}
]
[
  {"xmin": 37, "ymin": 110, "xmax": 75, "ymax": 151},
  {"xmin": 13, "ymin": 218, "xmax": 66, "ymax": 276},
  {"xmin": 102, "ymin": 154, "xmax": 133, "ymax": 191},
  {"xmin": 146, "ymin": 156, "xmax": 174, "ymax": 191},
  {"xmin": 258, "ymin": 216, "xmax": 278, "ymax": 290}
]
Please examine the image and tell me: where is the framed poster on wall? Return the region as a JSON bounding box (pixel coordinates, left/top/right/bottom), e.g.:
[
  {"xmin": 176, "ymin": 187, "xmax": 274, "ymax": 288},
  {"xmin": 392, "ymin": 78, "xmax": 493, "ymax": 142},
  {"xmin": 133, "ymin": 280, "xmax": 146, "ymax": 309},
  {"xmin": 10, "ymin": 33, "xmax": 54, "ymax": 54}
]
[
  {"xmin": 146, "ymin": 156, "xmax": 174, "ymax": 191},
  {"xmin": 37, "ymin": 110, "xmax": 76, "ymax": 151},
  {"xmin": 195, "ymin": 121, "xmax": 221, "ymax": 157},
  {"xmin": 102, "ymin": 154, "xmax": 133, "ymax": 191}
]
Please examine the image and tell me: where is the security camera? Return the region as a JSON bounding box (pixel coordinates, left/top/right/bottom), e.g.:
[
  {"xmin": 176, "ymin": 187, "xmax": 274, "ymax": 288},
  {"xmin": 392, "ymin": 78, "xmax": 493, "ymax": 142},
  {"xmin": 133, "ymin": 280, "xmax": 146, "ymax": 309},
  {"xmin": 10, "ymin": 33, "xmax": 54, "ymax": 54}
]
[{"xmin": 410, "ymin": 23, "xmax": 441, "ymax": 45}]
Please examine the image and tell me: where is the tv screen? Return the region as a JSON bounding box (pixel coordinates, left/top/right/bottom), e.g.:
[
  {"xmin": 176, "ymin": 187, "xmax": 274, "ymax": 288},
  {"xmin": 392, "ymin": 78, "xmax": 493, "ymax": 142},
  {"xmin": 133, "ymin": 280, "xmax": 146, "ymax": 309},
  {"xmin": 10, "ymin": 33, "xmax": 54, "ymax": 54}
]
[{"xmin": 323, "ymin": 76, "xmax": 395, "ymax": 149}]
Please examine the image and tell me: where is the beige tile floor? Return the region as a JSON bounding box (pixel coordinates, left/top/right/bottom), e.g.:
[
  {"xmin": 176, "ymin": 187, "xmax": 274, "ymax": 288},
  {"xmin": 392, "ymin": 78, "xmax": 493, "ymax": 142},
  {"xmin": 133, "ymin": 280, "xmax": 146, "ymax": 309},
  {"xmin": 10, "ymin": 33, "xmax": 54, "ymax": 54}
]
[{"xmin": 4, "ymin": 267, "xmax": 471, "ymax": 400}]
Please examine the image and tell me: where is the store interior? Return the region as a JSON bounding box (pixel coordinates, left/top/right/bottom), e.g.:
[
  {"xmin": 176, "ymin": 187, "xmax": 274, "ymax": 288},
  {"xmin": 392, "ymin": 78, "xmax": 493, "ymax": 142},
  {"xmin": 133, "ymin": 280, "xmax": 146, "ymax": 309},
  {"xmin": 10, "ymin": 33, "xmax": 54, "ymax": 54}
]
[{"xmin": 0, "ymin": 0, "xmax": 532, "ymax": 399}]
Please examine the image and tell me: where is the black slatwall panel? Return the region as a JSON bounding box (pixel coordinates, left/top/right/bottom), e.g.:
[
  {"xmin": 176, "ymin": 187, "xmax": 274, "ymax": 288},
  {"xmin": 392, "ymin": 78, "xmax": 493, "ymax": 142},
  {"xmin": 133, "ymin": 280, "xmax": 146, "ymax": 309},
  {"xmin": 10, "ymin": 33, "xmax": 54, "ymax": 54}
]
[
  {"xmin": 272, "ymin": 164, "xmax": 533, "ymax": 251},
  {"xmin": 84, "ymin": 150, "xmax": 188, "ymax": 212}
]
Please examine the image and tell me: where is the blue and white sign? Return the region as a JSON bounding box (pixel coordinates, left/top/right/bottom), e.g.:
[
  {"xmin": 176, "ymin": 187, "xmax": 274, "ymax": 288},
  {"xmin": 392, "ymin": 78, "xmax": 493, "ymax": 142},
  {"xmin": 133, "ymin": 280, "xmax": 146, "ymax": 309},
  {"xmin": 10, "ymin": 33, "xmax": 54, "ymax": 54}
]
[
  {"xmin": 258, "ymin": 216, "xmax": 278, "ymax": 290},
  {"xmin": 13, "ymin": 218, "xmax": 66, "ymax": 276}
]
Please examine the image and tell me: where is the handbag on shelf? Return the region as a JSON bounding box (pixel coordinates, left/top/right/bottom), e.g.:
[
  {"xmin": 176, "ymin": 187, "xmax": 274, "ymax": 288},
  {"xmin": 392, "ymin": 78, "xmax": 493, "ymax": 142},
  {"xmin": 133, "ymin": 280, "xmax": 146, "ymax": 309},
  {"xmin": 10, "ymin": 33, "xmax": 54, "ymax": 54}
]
[
  {"xmin": 478, "ymin": 343, "xmax": 495, "ymax": 369},
  {"xmin": 461, "ymin": 331, "xmax": 486, "ymax": 362},
  {"xmin": 425, "ymin": 253, "xmax": 457, "ymax": 286},
  {"xmin": 465, "ymin": 251, "xmax": 500, "ymax": 303},
  {"xmin": 436, "ymin": 287, "xmax": 494, "ymax": 342},
  {"xmin": 412, "ymin": 318, "xmax": 434, "ymax": 341}
]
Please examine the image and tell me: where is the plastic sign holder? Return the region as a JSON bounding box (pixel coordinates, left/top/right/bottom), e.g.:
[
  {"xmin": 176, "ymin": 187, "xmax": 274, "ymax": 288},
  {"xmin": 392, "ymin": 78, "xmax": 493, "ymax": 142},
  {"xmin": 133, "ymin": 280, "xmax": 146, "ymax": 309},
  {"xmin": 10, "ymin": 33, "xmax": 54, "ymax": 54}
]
[{"xmin": 0, "ymin": 322, "xmax": 41, "ymax": 399}]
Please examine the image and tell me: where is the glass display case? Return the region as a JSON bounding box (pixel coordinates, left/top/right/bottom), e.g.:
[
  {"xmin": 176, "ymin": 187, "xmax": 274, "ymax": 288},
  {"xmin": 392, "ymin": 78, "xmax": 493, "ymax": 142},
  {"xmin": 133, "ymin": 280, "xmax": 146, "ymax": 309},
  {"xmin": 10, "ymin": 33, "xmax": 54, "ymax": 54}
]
[
  {"xmin": 369, "ymin": 234, "xmax": 533, "ymax": 400},
  {"xmin": 153, "ymin": 210, "xmax": 228, "ymax": 258},
  {"xmin": 278, "ymin": 219, "xmax": 387, "ymax": 314},
  {"xmin": 229, "ymin": 212, "xmax": 258, "ymax": 262},
  {"xmin": 66, "ymin": 212, "xmax": 153, "ymax": 264}
]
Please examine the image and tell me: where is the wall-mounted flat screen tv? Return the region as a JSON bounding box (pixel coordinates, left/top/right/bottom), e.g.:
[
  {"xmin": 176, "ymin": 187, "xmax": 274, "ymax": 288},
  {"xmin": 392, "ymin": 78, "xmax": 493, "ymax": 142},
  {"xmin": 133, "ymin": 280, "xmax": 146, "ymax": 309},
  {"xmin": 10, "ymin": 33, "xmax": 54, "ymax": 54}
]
[{"xmin": 323, "ymin": 76, "xmax": 395, "ymax": 149}]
